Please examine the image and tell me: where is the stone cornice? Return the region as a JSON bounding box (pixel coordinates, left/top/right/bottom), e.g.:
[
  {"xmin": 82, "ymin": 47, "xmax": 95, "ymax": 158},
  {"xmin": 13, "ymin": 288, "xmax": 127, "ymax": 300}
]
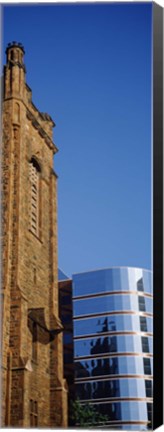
[
  {"xmin": 51, "ymin": 168, "xmax": 58, "ymax": 179},
  {"xmin": 28, "ymin": 308, "xmax": 63, "ymax": 339},
  {"xmin": 3, "ymin": 95, "xmax": 58, "ymax": 154},
  {"xmin": 26, "ymin": 108, "xmax": 58, "ymax": 154}
]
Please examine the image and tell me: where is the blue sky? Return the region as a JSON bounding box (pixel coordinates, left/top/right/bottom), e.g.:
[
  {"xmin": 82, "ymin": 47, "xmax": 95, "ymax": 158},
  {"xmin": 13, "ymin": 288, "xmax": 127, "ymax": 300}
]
[{"xmin": 2, "ymin": 3, "xmax": 152, "ymax": 277}]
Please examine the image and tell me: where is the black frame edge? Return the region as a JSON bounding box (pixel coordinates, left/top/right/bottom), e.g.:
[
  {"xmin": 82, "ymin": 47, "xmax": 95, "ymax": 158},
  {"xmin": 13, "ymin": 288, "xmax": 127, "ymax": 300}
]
[{"xmin": 153, "ymin": 2, "xmax": 163, "ymax": 430}]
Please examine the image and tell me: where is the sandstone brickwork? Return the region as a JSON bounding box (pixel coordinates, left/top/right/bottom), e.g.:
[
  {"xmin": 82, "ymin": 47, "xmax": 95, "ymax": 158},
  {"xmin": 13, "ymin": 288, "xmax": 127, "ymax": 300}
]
[{"xmin": 2, "ymin": 42, "xmax": 68, "ymax": 427}]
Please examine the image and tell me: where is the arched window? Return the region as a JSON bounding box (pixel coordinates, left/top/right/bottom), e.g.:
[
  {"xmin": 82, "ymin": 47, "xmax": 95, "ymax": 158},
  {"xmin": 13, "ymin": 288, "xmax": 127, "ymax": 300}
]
[{"xmin": 29, "ymin": 158, "xmax": 41, "ymax": 237}]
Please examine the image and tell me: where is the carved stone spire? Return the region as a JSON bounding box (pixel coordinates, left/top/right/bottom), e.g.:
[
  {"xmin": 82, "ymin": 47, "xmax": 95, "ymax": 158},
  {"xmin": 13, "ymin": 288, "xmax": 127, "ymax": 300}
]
[{"xmin": 4, "ymin": 42, "xmax": 26, "ymax": 99}]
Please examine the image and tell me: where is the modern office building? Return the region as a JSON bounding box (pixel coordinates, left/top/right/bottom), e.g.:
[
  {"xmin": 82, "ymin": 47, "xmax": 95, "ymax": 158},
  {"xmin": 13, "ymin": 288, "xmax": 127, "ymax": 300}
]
[{"xmin": 72, "ymin": 267, "xmax": 153, "ymax": 430}]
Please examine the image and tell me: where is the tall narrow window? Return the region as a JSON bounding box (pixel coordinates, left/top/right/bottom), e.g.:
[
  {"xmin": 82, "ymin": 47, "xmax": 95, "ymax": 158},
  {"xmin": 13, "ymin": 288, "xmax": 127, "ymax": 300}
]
[
  {"xmin": 141, "ymin": 336, "xmax": 149, "ymax": 353},
  {"xmin": 138, "ymin": 295, "xmax": 146, "ymax": 312},
  {"xmin": 137, "ymin": 277, "xmax": 144, "ymax": 292},
  {"xmin": 33, "ymin": 267, "xmax": 37, "ymax": 284},
  {"xmin": 30, "ymin": 400, "xmax": 38, "ymax": 426},
  {"xmin": 29, "ymin": 158, "xmax": 40, "ymax": 237},
  {"xmin": 147, "ymin": 403, "xmax": 152, "ymax": 428},
  {"xmin": 140, "ymin": 316, "xmax": 148, "ymax": 332},
  {"xmin": 143, "ymin": 357, "xmax": 151, "ymax": 375},
  {"xmin": 145, "ymin": 380, "xmax": 152, "ymax": 397}
]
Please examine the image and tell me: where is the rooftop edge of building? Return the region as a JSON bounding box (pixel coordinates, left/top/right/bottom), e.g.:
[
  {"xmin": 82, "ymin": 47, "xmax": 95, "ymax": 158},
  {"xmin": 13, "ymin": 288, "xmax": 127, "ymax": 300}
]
[{"xmin": 72, "ymin": 266, "xmax": 152, "ymax": 277}]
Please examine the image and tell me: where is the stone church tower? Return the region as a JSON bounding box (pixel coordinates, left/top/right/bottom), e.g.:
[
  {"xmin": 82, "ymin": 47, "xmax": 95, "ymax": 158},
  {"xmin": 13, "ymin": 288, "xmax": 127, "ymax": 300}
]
[{"xmin": 2, "ymin": 42, "xmax": 68, "ymax": 427}]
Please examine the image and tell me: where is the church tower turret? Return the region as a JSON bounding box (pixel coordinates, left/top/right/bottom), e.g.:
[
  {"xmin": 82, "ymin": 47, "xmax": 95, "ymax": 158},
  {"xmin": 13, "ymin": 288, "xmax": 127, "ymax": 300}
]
[
  {"xmin": 4, "ymin": 42, "xmax": 26, "ymax": 99},
  {"xmin": 2, "ymin": 43, "xmax": 68, "ymax": 428}
]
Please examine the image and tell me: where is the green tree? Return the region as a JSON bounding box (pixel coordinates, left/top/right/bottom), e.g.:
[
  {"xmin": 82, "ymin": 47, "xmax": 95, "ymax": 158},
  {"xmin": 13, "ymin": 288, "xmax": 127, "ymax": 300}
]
[{"xmin": 70, "ymin": 399, "xmax": 109, "ymax": 427}]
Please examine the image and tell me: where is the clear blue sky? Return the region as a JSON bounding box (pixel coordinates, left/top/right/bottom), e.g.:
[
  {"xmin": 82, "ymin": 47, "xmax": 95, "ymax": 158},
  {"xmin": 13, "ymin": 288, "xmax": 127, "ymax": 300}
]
[{"xmin": 2, "ymin": 3, "xmax": 152, "ymax": 277}]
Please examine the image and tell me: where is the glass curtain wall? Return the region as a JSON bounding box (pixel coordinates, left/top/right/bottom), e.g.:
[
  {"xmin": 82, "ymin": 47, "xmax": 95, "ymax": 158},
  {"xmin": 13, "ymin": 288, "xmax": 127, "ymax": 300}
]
[{"xmin": 73, "ymin": 267, "xmax": 153, "ymax": 430}]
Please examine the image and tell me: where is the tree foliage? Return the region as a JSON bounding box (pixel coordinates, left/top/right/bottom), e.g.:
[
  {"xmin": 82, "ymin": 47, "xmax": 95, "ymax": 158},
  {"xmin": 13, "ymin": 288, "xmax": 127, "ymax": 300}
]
[{"xmin": 70, "ymin": 399, "xmax": 109, "ymax": 427}]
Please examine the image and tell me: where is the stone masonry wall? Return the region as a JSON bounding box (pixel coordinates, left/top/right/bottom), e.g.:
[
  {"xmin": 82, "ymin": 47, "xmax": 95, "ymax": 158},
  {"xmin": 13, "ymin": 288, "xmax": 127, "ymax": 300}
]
[{"xmin": 2, "ymin": 42, "xmax": 67, "ymax": 427}]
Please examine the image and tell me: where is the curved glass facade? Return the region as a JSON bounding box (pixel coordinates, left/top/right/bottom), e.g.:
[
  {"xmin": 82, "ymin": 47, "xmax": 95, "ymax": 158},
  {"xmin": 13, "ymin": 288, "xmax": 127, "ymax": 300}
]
[
  {"xmin": 74, "ymin": 294, "xmax": 152, "ymax": 316},
  {"xmin": 74, "ymin": 314, "xmax": 153, "ymax": 336},
  {"xmin": 73, "ymin": 267, "xmax": 153, "ymax": 430}
]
